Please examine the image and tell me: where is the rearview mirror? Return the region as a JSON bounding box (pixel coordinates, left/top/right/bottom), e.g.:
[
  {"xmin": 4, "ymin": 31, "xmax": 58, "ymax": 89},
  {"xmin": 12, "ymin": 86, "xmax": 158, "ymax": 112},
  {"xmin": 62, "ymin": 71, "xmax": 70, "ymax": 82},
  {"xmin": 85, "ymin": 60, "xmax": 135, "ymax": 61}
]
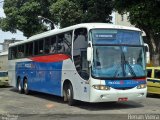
[
  {"xmin": 144, "ymin": 43, "xmax": 150, "ymax": 63},
  {"xmin": 87, "ymin": 47, "xmax": 92, "ymax": 61}
]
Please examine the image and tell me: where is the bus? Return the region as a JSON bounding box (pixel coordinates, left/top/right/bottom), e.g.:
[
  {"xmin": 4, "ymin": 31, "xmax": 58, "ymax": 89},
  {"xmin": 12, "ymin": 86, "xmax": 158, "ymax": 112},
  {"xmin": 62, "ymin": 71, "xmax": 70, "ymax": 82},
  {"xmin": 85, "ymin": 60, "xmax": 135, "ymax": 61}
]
[
  {"xmin": 0, "ymin": 51, "xmax": 9, "ymax": 86},
  {"xmin": 0, "ymin": 71, "xmax": 9, "ymax": 86},
  {"xmin": 8, "ymin": 23, "xmax": 147, "ymax": 105}
]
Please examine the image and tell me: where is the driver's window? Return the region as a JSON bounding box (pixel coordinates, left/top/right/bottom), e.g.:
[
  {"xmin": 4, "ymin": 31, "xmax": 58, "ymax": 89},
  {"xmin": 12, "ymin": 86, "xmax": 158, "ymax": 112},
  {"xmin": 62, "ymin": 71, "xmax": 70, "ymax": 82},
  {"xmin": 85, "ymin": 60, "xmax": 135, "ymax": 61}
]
[{"xmin": 73, "ymin": 28, "xmax": 89, "ymax": 80}]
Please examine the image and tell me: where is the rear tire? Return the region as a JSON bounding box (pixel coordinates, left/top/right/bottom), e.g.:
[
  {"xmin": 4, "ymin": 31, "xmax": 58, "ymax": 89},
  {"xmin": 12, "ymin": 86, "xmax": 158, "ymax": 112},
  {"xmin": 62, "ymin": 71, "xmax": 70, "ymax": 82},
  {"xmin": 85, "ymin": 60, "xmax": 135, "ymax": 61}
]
[
  {"xmin": 24, "ymin": 79, "xmax": 29, "ymax": 95},
  {"xmin": 17, "ymin": 79, "xmax": 23, "ymax": 94}
]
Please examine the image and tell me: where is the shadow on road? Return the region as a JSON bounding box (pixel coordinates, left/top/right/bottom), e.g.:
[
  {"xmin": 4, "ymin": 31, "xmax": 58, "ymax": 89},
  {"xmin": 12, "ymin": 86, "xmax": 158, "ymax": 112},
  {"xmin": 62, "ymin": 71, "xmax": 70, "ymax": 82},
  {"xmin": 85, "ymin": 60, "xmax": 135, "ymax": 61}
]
[
  {"xmin": 0, "ymin": 86, "xmax": 12, "ymax": 88},
  {"xmin": 10, "ymin": 88, "xmax": 65, "ymax": 104},
  {"xmin": 75, "ymin": 101, "xmax": 144, "ymax": 111},
  {"xmin": 10, "ymin": 87, "xmax": 144, "ymax": 111}
]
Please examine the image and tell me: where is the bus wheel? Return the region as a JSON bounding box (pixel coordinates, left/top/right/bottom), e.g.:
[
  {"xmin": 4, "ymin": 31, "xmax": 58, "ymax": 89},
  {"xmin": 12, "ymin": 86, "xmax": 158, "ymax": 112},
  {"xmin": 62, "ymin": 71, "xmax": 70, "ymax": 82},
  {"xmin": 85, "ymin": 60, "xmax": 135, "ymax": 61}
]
[
  {"xmin": 24, "ymin": 79, "xmax": 29, "ymax": 95},
  {"xmin": 66, "ymin": 84, "xmax": 75, "ymax": 106},
  {"xmin": 18, "ymin": 80, "xmax": 23, "ymax": 94}
]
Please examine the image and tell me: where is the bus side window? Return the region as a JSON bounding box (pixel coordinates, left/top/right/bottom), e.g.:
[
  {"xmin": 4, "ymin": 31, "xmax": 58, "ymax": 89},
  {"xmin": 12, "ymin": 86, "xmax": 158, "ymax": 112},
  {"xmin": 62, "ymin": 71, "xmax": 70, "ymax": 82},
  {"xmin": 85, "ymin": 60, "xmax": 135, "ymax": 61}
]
[
  {"xmin": 34, "ymin": 39, "xmax": 44, "ymax": 55},
  {"xmin": 63, "ymin": 31, "xmax": 72, "ymax": 55},
  {"xmin": 10, "ymin": 47, "xmax": 18, "ymax": 59},
  {"xmin": 57, "ymin": 34, "xmax": 65, "ymax": 53},
  {"xmin": 73, "ymin": 28, "xmax": 89, "ymax": 80},
  {"xmin": 57, "ymin": 31, "xmax": 72, "ymax": 55},
  {"xmin": 38, "ymin": 39, "xmax": 44, "ymax": 55},
  {"xmin": 50, "ymin": 36, "xmax": 57, "ymax": 53},
  {"xmin": 44, "ymin": 37, "xmax": 50, "ymax": 54},
  {"xmin": 18, "ymin": 45, "xmax": 25, "ymax": 58},
  {"xmin": 26, "ymin": 42, "xmax": 33, "ymax": 57}
]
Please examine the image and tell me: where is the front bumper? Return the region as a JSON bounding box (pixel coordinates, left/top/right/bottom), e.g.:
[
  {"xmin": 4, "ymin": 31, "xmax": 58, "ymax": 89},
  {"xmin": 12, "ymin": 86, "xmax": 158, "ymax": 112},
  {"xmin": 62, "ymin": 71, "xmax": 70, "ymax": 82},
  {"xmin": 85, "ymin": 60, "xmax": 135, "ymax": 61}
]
[
  {"xmin": 0, "ymin": 80, "xmax": 9, "ymax": 86},
  {"xmin": 90, "ymin": 87, "xmax": 147, "ymax": 102}
]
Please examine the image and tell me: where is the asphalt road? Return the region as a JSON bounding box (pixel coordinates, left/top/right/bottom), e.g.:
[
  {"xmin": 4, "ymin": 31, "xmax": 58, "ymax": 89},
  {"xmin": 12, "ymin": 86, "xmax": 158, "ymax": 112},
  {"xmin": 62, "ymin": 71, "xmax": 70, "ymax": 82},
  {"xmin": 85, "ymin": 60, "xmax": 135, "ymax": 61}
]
[{"xmin": 0, "ymin": 87, "xmax": 160, "ymax": 120}]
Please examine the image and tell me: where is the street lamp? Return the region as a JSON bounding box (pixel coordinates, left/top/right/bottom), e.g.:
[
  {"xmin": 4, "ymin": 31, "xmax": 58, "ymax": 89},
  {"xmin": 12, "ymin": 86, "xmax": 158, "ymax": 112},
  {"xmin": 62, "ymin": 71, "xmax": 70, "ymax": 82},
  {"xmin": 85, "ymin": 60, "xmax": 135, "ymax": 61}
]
[{"xmin": 38, "ymin": 16, "xmax": 55, "ymax": 30}]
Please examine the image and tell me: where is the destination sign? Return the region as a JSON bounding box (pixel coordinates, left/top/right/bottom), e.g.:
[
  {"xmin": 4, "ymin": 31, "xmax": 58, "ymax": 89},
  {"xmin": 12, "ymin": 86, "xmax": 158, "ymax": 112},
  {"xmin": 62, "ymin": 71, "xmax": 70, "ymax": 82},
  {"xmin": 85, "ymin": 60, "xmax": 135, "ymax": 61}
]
[{"xmin": 94, "ymin": 33, "xmax": 116, "ymax": 39}]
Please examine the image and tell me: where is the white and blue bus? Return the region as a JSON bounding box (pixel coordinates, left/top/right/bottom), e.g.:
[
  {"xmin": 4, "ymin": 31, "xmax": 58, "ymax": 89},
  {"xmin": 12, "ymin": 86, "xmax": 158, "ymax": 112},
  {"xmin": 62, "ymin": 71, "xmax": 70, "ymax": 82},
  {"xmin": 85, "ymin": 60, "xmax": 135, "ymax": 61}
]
[{"xmin": 9, "ymin": 23, "xmax": 147, "ymax": 105}]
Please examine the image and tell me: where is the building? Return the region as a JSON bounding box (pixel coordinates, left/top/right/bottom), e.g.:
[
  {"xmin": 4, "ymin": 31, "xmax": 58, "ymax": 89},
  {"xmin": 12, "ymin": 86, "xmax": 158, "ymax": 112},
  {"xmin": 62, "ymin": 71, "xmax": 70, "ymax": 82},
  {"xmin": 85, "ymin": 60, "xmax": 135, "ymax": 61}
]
[
  {"xmin": 0, "ymin": 38, "xmax": 22, "ymax": 52},
  {"xmin": 0, "ymin": 51, "xmax": 8, "ymax": 71},
  {"xmin": 0, "ymin": 38, "xmax": 22, "ymax": 71},
  {"xmin": 111, "ymin": 12, "xmax": 146, "ymax": 36}
]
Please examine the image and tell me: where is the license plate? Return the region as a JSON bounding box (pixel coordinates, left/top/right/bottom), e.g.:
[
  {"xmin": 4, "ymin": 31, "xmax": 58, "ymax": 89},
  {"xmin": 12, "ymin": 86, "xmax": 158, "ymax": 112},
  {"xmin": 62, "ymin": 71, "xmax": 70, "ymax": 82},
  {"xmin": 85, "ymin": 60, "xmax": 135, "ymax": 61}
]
[{"xmin": 118, "ymin": 98, "xmax": 128, "ymax": 101}]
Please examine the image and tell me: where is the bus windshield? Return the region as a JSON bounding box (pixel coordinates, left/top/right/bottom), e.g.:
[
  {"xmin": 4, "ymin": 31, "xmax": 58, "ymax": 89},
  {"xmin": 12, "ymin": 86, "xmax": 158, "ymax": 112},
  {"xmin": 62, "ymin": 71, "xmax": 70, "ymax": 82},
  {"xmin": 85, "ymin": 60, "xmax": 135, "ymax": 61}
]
[
  {"xmin": 92, "ymin": 46, "xmax": 145, "ymax": 79},
  {"xmin": 0, "ymin": 72, "xmax": 8, "ymax": 77},
  {"xmin": 90, "ymin": 29, "xmax": 145, "ymax": 79}
]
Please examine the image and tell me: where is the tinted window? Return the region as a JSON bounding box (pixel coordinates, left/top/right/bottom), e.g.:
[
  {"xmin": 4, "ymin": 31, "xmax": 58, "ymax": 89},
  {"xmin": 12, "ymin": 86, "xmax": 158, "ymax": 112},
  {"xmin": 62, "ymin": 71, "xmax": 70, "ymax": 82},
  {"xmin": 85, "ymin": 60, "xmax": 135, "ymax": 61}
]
[
  {"xmin": 50, "ymin": 36, "xmax": 57, "ymax": 53},
  {"xmin": 34, "ymin": 40, "xmax": 39, "ymax": 55},
  {"xmin": 26, "ymin": 42, "xmax": 33, "ymax": 57},
  {"xmin": 0, "ymin": 72, "xmax": 8, "ymax": 77},
  {"xmin": 147, "ymin": 69, "xmax": 152, "ymax": 78},
  {"xmin": 39, "ymin": 39, "xmax": 44, "ymax": 54},
  {"xmin": 10, "ymin": 47, "xmax": 17, "ymax": 59},
  {"xmin": 44, "ymin": 37, "xmax": 51, "ymax": 54},
  {"xmin": 57, "ymin": 31, "xmax": 72, "ymax": 55},
  {"xmin": 17, "ymin": 45, "xmax": 25, "ymax": 58},
  {"xmin": 154, "ymin": 69, "xmax": 160, "ymax": 79},
  {"xmin": 34, "ymin": 39, "xmax": 44, "ymax": 55}
]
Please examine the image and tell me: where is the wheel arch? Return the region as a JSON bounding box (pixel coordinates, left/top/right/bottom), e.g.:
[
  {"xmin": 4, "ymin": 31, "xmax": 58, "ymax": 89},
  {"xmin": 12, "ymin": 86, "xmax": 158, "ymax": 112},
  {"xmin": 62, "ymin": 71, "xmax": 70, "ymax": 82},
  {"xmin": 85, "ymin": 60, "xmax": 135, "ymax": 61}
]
[
  {"xmin": 16, "ymin": 76, "xmax": 21, "ymax": 88},
  {"xmin": 23, "ymin": 76, "xmax": 28, "ymax": 87},
  {"xmin": 63, "ymin": 79, "xmax": 72, "ymax": 91}
]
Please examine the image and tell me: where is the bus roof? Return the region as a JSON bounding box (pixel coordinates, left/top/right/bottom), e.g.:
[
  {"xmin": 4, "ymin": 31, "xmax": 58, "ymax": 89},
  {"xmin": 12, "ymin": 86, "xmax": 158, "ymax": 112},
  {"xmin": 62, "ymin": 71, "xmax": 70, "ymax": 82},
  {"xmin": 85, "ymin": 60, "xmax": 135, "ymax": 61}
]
[{"xmin": 9, "ymin": 23, "xmax": 141, "ymax": 47}]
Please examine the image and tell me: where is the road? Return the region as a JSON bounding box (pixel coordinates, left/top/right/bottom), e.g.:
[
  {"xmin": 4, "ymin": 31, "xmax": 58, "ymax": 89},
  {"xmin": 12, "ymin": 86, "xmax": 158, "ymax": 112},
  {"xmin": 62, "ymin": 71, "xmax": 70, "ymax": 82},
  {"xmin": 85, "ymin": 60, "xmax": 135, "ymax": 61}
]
[{"xmin": 0, "ymin": 87, "xmax": 160, "ymax": 120}]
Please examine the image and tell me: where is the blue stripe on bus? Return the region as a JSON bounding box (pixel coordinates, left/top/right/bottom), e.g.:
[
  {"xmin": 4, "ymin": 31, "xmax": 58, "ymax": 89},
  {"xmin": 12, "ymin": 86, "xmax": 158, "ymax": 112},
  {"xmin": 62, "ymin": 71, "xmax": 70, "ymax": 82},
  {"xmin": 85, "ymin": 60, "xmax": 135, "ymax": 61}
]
[
  {"xmin": 105, "ymin": 79, "xmax": 146, "ymax": 89},
  {"xmin": 16, "ymin": 61, "xmax": 63, "ymax": 96}
]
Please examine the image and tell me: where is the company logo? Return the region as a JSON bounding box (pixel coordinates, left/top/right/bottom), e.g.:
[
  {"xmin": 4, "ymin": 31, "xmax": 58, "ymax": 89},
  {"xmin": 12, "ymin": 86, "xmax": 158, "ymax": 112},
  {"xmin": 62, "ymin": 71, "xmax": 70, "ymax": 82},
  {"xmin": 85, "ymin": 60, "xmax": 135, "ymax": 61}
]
[
  {"xmin": 108, "ymin": 81, "xmax": 122, "ymax": 85},
  {"xmin": 107, "ymin": 80, "xmax": 138, "ymax": 85}
]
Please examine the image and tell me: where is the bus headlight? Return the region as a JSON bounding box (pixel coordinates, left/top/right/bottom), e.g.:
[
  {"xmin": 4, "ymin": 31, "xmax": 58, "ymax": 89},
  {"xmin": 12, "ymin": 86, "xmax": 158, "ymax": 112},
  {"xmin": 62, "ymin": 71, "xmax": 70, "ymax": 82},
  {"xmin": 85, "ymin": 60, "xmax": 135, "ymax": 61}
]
[
  {"xmin": 137, "ymin": 84, "xmax": 147, "ymax": 89},
  {"xmin": 92, "ymin": 85, "xmax": 110, "ymax": 90}
]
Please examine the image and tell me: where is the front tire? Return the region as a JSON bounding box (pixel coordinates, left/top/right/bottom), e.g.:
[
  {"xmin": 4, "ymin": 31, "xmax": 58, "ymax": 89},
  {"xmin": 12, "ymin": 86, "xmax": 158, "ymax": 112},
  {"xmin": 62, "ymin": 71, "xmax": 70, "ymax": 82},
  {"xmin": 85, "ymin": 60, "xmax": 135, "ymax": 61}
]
[
  {"xmin": 24, "ymin": 79, "xmax": 29, "ymax": 95},
  {"xmin": 65, "ymin": 84, "xmax": 75, "ymax": 106}
]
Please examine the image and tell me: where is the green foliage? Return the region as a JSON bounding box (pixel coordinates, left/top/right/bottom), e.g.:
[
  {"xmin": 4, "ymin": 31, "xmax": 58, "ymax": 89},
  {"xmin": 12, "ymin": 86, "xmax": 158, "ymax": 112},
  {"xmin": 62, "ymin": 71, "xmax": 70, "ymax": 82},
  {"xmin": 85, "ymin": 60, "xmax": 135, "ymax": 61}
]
[
  {"xmin": 0, "ymin": 0, "xmax": 50, "ymax": 37},
  {"xmin": 0, "ymin": 0, "xmax": 113, "ymax": 37},
  {"xmin": 82, "ymin": 0, "xmax": 113, "ymax": 23},
  {"xmin": 50, "ymin": 0, "xmax": 83, "ymax": 28}
]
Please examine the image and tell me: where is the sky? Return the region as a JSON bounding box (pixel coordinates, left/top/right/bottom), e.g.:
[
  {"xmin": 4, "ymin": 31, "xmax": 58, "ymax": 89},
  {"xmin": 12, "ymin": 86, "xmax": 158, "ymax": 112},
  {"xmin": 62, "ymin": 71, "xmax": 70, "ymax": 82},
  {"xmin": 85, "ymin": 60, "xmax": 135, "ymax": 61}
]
[{"xmin": 0, "ymin": 2, "xmax": 26, "ymax": 51}]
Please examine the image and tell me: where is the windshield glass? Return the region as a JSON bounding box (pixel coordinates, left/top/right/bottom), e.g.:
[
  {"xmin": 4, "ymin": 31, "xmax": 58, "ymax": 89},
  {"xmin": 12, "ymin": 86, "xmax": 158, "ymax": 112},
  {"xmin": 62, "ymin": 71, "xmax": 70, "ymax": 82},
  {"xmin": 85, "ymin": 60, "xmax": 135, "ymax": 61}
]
[
  {"xmin": 92, "ymin": 46, "xmax": 145, "ymax": 79},
  {"xmin": 0, "ymin": 72, "xmax": 8, "ymax": 77}
]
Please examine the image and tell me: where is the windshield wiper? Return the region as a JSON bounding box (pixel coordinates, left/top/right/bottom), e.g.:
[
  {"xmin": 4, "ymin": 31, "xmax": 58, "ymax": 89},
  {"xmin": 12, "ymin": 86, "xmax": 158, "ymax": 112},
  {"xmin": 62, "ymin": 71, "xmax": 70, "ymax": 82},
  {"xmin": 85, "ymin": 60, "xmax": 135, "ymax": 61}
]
[
  {"xmin": 124, "ymin": 61, "xmax": 136, "ymax": 77},
  {"xmin": 121, "ymin": 47, "xmax": 136, "ymax": 78}
]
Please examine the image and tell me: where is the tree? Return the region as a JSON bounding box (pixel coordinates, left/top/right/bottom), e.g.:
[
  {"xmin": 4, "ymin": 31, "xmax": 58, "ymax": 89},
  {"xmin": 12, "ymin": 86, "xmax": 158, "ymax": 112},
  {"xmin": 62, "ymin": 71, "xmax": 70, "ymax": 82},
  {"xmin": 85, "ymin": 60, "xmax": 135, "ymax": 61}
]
[
  {"xmin": 0, "ymin": 0, "xmax": 113, "ymax": 37},
  {"xmin": 114, "ymin": 0, "xmax": 160, "ymax": 53},
  {"xmin": 49, "ymin": 0, "xmax": 83, "ymax": 28},
  {"xmin": 0, "ymin": 0, "xmax": 54, "ymax": 37},
  {"xmin": 81, "ymin": 0, "xmax": 113, "ymax": 23}
]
